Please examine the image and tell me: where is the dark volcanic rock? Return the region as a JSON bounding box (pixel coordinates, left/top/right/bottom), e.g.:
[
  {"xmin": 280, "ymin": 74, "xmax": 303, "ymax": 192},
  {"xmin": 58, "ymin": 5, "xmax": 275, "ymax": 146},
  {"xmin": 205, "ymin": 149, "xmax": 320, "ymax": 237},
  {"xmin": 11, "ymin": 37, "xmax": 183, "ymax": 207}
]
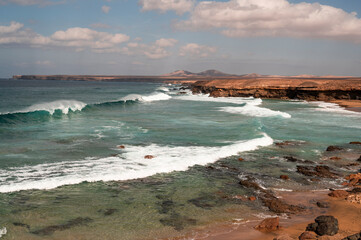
[
  {"xmin": 306, "ymin": 215, "xmax": 338, "ymax": 236},
  {"xmin": 326, "ymin": 146, "xmax": 343, "ymax": 151},
  {"xmin": 357, "ymin": 155, "xmax": 361, "ymax": 162},
  {"xmin": 104, "ymin": 208, "xmax": 117, "ymax": 216},
  {"xmin": 284, "ymin": 156, "xmax": 300, "ymax": 162},
  {"xmin": 297, "ymin": 165, "xmax": 338, "ymax": 178},
  {"xmin": 31, "ymin": 217, "xmax": 93, "ymax": 236},
  {"xmin": 13, "ymin": 222, "xmax": 30, "ymax": 229}
]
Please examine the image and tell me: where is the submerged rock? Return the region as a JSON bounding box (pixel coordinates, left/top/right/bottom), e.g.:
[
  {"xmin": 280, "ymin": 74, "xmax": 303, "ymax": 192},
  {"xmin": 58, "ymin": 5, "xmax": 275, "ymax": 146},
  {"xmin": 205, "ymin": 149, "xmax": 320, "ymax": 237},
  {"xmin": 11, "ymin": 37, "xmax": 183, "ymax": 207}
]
[
  {"xmin": 297, "ymin": 165, "xmax": 338, "ymax": 178},
  {"xmin": 280, "ymin": 175, "xmax": 289, "ymax": 180},
  {"xmin": 31, "ymin": 217, "xmax": 93, "ymax": 236},
  {"xmin": 349, "ymin": 141, "xmax": 361, "ymax": 145},
  {"xmin": 306, "ymin": 215, "xmax": 338, "ymax": 236},
  {"xmin": 326, "ymin": 146, "xmax": 343, "ymax": 152},
  {"xmin": 255, "ymin": 217, "xmax": 280, "ymax": 232},
  {"xmin": 159, "ymin": 213, "xmax": 197, "ymax": 231}
]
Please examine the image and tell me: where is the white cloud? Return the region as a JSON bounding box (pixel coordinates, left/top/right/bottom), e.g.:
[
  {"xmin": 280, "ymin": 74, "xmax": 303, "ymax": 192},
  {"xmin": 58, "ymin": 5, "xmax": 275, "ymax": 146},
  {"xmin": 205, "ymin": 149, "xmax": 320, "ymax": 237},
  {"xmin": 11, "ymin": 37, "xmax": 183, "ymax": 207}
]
[
  {"xmin": 179, "ymin": 43, "xmax": 216, "ymax": 57},
  {"xmin": 0, "ymin": 22, "xmax": 129, "ymax": 52},
  {"xmin": 176, "ymin": 0, "xmax": 361, "ymax": 43},
  {"xmin": 0, "ymin": 0, "xmax": 64, "ymax": 6},
  {"xmin": 139, "ymin": 0, "xmax": 194, "ymax": 15},
  {"xmin": 155, "ymin": 38, "xmax": 178, "ymax": 47},
  {"xmin": 125, "ymin": 38, "xmax": 178, "ymax": 59},
  {"xmin": 101, "ymin": 5, "xmax": 110, "ymax": 14}
]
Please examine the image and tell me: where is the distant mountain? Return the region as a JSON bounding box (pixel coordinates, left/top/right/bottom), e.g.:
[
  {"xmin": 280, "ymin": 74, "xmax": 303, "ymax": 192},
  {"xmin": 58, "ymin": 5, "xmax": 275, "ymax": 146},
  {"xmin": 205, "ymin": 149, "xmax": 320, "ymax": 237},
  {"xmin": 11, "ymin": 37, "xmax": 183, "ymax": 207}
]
[{"xmin": 164, "ymin": 69, "xmax": 234, "ymax": 77}]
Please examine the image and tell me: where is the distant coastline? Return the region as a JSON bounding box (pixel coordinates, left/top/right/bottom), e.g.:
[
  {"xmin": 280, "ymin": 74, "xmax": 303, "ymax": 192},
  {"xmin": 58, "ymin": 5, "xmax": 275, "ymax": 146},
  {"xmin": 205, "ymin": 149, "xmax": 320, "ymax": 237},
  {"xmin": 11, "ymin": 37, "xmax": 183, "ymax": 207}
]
[{"xmin": 12, "ymin": 71, "xmax": 361, "ymax": 111}]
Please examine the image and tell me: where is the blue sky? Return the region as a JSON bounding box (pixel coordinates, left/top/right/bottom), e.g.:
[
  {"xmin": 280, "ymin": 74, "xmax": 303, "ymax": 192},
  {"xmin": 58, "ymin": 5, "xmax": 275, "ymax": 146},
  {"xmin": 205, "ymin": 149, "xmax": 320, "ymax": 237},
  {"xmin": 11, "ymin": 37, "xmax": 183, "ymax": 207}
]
[{"xmin": 1, "ymin": 0, "xmax": 361, "ymax": 77}]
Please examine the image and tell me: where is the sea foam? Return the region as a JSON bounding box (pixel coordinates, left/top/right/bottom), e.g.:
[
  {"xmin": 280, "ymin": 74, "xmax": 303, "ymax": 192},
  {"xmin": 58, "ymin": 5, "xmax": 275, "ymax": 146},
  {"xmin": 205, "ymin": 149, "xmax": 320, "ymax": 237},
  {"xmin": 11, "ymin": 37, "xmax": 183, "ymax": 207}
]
[
  {"xmin": 120, "ymin": 92, "xmax": 171, "ymax": 102},
  {"xmin": 16, "ymin": 100, "xmax": 87, "ymax": 115},
  {"xmin": 219, "ymin": 105, "xmax": 291, "ymax": 118},
  {"xmin": 0, "ymin": 133, "xmax": 273, "ymax": 192}
]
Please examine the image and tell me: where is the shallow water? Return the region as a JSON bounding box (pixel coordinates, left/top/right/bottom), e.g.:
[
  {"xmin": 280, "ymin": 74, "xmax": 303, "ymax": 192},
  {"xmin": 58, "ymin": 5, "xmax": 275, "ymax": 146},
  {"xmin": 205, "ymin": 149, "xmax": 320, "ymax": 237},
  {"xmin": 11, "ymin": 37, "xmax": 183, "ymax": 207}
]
[{"xmin": 0, "ymin": 79, "xmax": 360, "ymax": 239}]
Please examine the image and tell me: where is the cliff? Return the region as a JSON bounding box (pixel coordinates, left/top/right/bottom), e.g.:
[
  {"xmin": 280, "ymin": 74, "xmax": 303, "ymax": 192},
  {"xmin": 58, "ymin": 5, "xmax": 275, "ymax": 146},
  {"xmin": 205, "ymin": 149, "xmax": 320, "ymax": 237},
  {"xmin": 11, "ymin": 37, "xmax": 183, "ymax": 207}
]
[{"xmin": 191, "ymin": 77, "xmax": 361, "ymax": 101}]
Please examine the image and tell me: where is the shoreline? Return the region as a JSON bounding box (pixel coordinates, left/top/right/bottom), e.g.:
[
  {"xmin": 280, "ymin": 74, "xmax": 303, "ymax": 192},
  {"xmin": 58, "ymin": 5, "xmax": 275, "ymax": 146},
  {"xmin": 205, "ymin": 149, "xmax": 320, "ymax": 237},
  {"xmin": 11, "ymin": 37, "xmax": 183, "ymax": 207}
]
[{"xmin": 198, "ymin": 189, "xmax": 361, "ymax": 240}]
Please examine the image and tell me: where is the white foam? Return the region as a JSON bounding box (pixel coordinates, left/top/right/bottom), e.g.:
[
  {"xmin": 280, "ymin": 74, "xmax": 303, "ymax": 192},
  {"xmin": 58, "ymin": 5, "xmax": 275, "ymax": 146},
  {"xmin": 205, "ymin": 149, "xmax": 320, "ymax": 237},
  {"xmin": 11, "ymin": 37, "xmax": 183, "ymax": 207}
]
[
  {"xmin": 0, "ymin": 227, "xmax": 6, "ymax": 238},
  {"xmin": 0, "ymin": 133, "xmax": 273, "ymax": 192},
  {"xmin": 176, "ymin": 93, "xmax": 262, "ymax": 105},
  {"xmin": 156, "ymin": 86, "xmax": 170, "ymax": 92},
  {"xmin": 311, "ymin": 101, "xmax": 361, "ymax": 115},
  {"xmin": 219, "ymin": 105, "xmax": 291, "ymax": 118},
  {"xmin": 18, "ymin": 100, "xmax": 86, "ymax": 115},
  {"xmin": 120, "ymin": 92, "xmax": 171, "ymax": 103}
]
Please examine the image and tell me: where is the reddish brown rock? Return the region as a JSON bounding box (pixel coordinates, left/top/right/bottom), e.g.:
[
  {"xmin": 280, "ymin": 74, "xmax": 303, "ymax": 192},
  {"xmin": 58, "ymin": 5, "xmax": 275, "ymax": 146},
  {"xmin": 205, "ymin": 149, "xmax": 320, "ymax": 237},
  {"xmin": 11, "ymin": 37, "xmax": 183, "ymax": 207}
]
[
  {"xmin": 117, "ymin": 145, "xmax": 125, "ymax": 149},
  {"xmin": 255, "ymin": 217, "xmax": 280, "ymax": 232},
  {"xmin": 249, "ymin": 196, "xmax": 256, "ymax": 201},
  {"xmin": 299, "ymin": 231, "xmax": 318, "ymax": 240},
  {"xmin": 328, "ymin": 190, "xmax": 349, "ymax": 198},
  {"xmin": 280, "ymin": 175, "xmax": 289, "ymax": 180},
  {"xmin": 345, "ymin": 173, "xmax": 361, "ymax": 186},
  {"xmin": 329, "ymin": 157, "xmax": 341, "ymax": 160},
  {"xmin": 238, "ymin": 157, "xmax": 244, "ymax": 161},
  {"xmin": 144, "ymin": 155, "xmax": 155, "ymax": 159},
  {"xmin": 349, "ymin": 141, "xmax": 361, "ymax": 145}
]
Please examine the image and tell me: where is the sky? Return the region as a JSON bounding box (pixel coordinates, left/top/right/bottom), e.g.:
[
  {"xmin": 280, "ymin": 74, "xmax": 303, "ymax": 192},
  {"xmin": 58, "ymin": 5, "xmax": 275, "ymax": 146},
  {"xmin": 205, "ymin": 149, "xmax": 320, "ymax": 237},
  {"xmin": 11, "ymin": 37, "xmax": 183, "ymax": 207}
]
[{"xmin": 1, "ymin": 0, "xmax": 361, "ymax": 77}]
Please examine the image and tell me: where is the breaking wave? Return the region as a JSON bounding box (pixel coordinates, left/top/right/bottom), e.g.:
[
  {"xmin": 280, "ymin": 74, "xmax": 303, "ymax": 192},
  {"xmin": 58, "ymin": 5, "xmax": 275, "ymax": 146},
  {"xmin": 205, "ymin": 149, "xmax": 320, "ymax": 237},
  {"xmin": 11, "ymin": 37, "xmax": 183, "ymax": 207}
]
[{"xmin": 0, "ymin": 133, "xmax": 273, "ymax": 192}]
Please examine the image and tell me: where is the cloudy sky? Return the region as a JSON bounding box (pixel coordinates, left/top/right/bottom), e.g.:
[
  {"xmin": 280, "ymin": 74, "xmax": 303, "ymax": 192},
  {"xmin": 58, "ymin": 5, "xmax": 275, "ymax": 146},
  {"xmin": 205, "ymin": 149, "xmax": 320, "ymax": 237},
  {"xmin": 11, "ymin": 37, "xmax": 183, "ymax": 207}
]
[{"xmin": 1, "ymin": 0, "xmax": 361, "ymax": 77}]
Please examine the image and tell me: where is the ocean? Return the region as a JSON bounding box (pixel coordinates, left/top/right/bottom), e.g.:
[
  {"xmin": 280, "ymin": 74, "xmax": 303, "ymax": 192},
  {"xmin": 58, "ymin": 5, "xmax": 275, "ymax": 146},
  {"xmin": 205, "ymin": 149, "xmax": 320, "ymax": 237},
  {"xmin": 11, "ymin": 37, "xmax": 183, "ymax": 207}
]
[{"xmin": 0, "ymin": 79, "xmax": 360, "ymax": 239}]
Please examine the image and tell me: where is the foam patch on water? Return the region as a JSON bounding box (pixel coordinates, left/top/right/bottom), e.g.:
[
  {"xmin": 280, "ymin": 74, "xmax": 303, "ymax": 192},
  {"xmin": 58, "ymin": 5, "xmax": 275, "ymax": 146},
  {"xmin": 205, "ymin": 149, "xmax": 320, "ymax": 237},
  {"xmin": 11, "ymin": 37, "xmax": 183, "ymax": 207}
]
[
  {"xmin": 311, "ymin": 101, "xmax": 361, "ymax": 115},
  {"xmin": 120, "ymin": 92, "xmax": 171, "ymax": 102},
  {"xmin": 0, "ymin": 227, "xmax": 6, "ymax": 238},
  {"xmin": 176, "ymin": 93, "xmax": 262, "ymax": 105},
  {"xmin": 0, "ymin": 133, "xmax": 273, "ymax": 192},
  {"xmin": 219, "ymin": 105, "xmax": 291, "ymax": 118},
  {"xmin": 14, "ymin": 100, "xmax": 87, "ymax": 115}
]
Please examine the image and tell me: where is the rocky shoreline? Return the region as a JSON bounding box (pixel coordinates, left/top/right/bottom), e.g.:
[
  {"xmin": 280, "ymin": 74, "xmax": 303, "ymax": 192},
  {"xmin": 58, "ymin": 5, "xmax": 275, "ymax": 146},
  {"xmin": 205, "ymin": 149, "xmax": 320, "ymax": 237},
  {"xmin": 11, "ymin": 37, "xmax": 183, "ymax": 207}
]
[{"xmin": 202, "ymin": 142, "xmax": 361, "ymax": 240}]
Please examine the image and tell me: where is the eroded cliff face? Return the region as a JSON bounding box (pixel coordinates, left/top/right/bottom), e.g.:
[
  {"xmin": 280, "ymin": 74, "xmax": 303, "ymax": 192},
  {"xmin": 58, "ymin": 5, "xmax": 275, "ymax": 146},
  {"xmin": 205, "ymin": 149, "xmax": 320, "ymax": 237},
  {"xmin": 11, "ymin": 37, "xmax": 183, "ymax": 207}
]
[{"xmin": 191, "ymin": 78, "xmax": 361, "ymax": 101}]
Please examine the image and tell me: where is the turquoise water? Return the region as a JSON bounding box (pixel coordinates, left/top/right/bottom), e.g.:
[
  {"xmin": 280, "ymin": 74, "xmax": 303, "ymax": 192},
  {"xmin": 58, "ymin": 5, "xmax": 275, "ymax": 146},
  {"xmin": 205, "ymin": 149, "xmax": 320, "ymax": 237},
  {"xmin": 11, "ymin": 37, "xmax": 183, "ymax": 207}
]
[{"xmin": 0, "ymin": 79, "xmax": 360, "ymax": 239}]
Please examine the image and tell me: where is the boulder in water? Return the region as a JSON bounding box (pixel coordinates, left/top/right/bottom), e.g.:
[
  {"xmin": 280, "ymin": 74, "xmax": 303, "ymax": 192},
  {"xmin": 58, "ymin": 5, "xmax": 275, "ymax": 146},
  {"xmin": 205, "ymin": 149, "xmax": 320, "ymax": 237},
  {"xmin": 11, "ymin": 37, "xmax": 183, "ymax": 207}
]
[
  {"xmin": 144, "ymin": 155, "xmax": 155, "ymax": 159},
  {"xmin": 326, "ymin": 146, "xmax": 343, "ymax": 151}
]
